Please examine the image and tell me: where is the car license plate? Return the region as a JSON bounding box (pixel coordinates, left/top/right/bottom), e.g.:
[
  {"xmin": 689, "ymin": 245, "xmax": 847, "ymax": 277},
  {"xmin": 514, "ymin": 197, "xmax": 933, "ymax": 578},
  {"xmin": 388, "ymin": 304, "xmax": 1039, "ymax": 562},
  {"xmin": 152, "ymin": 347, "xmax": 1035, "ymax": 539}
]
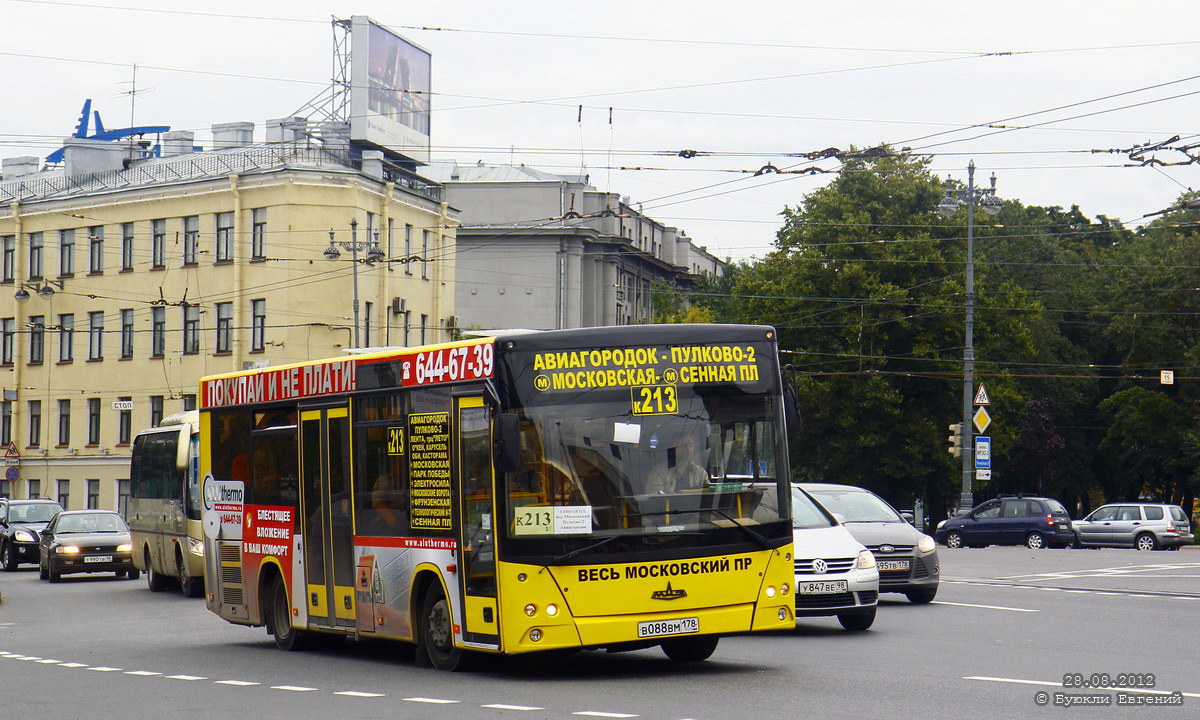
[
  {"xmin": 84, "ymin": 555, "xmax": 112, "ymax": 564},
  {"xmin": 799, "ymin": 580, "xmax": 848, "ymax": 594},
  {"xmin": 637, "ymin": 617, "xmax": 699, "ymax": 638},
  {"xmin": 877, "ymin": 560, "xmax": 910, "ymax": 571}
]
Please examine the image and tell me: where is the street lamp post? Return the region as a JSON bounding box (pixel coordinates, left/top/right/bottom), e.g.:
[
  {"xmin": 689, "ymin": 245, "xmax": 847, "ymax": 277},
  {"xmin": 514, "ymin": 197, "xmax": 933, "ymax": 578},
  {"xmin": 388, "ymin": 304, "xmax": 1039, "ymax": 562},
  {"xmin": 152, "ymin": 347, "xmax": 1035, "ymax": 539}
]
[
  {"xmin": 324, "ymin": 218, "xmax": 385, "ymax": 349},
  {"xmin": 938, "ymin": 161, "xmax": 1002, "ymax": 514}
]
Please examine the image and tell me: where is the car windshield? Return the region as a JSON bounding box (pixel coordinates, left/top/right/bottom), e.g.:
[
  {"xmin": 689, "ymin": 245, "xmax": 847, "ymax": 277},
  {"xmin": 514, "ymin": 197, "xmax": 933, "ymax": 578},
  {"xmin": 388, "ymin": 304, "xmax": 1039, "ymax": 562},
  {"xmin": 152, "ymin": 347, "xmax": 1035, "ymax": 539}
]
[
  {"xmin": 55, "ymin": 513, "xmax": 127, "ymax": 533},
  {"xmin": 8, "ymin": 503, "xmax": 64, "ymax": 523},
  {"xmin": 808, "ymin": 489, "xmax": 903, "ymax": 523}
]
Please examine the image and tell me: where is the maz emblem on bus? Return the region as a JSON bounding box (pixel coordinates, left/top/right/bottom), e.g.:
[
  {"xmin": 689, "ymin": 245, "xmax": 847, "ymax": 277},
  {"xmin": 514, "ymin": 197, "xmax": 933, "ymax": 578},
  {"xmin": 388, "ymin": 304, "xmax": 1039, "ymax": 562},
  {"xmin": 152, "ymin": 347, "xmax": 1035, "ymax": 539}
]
[{"xmin": 651, "ymin": 582, "xmax": 688, "ymax": 601}]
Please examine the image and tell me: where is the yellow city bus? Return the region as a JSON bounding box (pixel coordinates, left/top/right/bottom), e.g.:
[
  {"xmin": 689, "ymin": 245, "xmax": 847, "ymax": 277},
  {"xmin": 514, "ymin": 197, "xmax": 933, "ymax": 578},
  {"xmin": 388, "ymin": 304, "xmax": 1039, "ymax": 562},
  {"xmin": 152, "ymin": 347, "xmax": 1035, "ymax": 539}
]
[
  {"xmin": 199, "ymin": 324, "xmax": 798, "ymax": 669},
  {"xmin": 128, "ymin": 410, "xmax": 206, "ymax": 597}
]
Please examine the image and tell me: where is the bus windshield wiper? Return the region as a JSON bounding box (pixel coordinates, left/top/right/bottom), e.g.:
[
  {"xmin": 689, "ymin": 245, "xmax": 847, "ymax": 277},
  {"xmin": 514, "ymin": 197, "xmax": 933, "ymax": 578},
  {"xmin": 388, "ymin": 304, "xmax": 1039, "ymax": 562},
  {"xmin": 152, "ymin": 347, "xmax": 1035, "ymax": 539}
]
[{"xmin": 545, "ymin": 534, "xmax": 620, "ymax": 566}]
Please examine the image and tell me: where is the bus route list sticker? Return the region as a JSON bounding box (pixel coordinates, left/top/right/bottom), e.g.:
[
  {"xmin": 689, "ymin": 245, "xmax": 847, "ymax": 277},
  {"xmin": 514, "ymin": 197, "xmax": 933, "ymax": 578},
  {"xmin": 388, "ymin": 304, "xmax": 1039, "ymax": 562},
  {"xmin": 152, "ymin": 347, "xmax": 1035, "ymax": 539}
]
[{"xmin": 408, "ymin": 412, "xmax": 452, "ymax": 530}]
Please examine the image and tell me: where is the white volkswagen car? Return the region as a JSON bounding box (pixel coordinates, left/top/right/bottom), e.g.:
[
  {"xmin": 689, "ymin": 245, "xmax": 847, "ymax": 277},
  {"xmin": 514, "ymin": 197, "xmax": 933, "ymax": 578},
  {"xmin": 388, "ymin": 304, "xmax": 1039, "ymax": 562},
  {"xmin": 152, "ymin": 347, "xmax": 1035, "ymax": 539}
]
[{"xmin": 750, "ymin": 483, "xmax": 880, "ymax": 630}]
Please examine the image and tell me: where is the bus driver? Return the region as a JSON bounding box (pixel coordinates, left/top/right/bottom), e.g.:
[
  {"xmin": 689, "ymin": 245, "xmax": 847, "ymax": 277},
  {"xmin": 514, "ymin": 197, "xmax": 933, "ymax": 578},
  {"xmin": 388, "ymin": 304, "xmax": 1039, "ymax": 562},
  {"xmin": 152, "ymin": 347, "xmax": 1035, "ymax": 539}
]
[{"xmin": 646, "ymin": 437, "xmax": 709, "ymax": 494}]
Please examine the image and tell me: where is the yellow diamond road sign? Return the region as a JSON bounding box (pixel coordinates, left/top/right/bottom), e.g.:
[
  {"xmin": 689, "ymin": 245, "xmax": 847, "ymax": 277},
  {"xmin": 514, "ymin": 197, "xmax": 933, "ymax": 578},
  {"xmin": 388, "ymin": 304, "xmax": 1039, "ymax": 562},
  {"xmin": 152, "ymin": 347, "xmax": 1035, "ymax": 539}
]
[{"xmin": 973, "ymin": 406, "xmax": 992, "ymax": 434}]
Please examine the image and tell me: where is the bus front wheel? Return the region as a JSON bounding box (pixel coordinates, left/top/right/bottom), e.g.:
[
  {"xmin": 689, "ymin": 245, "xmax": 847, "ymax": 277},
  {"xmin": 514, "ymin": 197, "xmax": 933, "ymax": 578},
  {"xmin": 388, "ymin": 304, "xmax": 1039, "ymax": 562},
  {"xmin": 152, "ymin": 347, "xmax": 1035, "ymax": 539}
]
[
  {"xmin": 661, "ymin": 635, "xmax": 719, "ymax": 663},
  {"xmin": 420, "ymin": 584, "xmax": 467, "ymax": 671},
  {"xmin": 178, "ymin": 554, "xmax": 202, "ymax": 598}
]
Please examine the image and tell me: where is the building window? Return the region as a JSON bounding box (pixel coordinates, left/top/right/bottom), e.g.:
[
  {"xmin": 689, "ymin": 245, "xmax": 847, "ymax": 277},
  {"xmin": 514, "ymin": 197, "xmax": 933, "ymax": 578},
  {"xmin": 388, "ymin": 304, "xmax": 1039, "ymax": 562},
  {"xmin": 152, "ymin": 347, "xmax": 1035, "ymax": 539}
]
[
  {"xmin": 215, "ymin": 212, "xmax": 233, "ymax": 262},
  {"xmin": 251, "ymin": 208, "xmax": 267, "ymax": 259},
  {"xmin": 215, "ymin": 302, "xmax": 232, "ymax": 353},
  {"xmin": 183, "ymin": 305, "xmax": 200, "ymax": 355},
  {"xmin": 117, "ymin": 479, "xmax": 130, "ymax": 516},
  {"xmin": 151, "ymin": 219, "xmax": 166, "ymax": 268},
  {"xmin": 404, "ymin": 225, "xmax": 413, "ymax": 275},
  {"xmin": 251, "ymin": 299, "xmax": 265, "ymax": 352},
  {"xmin": 150, "ymin": 395, "xmax": 163, "ymax": 428},
  {"xmin": 28, "ymin": 478, "xmax": 40, "ymax": 500},
  {"xmin": 59, "ymin": 229, "xmax": 75, "ymax": 276},
  {"xmin": 421, "ymin": 230, "xmax": 430, "ymax": 279},
  {"xmin": 87, "ymin": 398, "xmax": 100, "ymax": 445},
  {"xmin": 28, "ymin": 400, "xmax": 41, "ymax": 447},
  {"xmin": 182, "ymin": 394, "xmax": 196, "ymax": 412},
  {"xmin": 1, "ymin": 318, "xmax": 13, "ymax": 364},
  {"xmin": 364, "ymin": 301, "xmax": 373, "ymax": 347},
  {"xmin": 403, "ymin": 310, "xmax": 411, "ymax": 346},
  {"xmin": 28, "ymin": 232, "xmax": 43, "ymax": 279},
  {"xmin": 420, "ymin": 314, "xmax": 428, "ymax": 345},
  {"xmin": 58, "ymin": 314, "xmax": 74, "ymax": 363},
  {"xmin": 87, "ymin": 479, "xmax": 100, "ymax": 509},
  {"xmin": 29, "ymin": 316, "xmax": 44, "ymax": 364},
  {"xmin": 57, "ymin": 399, "xmax": 70, "ymax": 446},
  {"xmin": 88, "ymin": 311, "xmax": 104, "ymax": 360},
  {"xmin": 386, "ymin": 219, "xmax": 394, "ymax": 271},
  {"xmin": 120, "ymin": 309, "xmax": 134, "ymax": 358},
  {"xmin": 88, "ymin": 226, "xmax": 104, "ymax": 274},
  {"xmin": 183, "ymin": 216, "xmax": 199, "ymax": 265},
  {"xmin": 151, "ymin": 307, "xmax": 165, "ymax": 357},
  {"xmin": 1, "ymin": 235, "xmax": 14, "ymax": 282},
  {"xmin": 121, "ymin": 222, "xmax": 135, "ymax": 271},
  {"xmin": 57, "ymin": 479, "xmax": 69, "ymax": 509},
  {"xmin": 117, "ymin": 395, "xmax": 132, "ymax": 445},
  {"xmin": 1, "ymin": 401, "xmax": 10, "ymax": 445}
]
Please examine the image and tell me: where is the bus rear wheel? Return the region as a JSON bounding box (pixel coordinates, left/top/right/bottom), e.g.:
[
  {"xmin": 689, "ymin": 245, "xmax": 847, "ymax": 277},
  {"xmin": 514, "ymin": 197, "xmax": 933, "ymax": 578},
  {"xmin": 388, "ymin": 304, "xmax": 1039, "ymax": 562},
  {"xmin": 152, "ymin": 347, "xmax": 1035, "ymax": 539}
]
[
  {"xmin": 661, "ymin": 635, "xmax": 719, "ymax": 663},
  {"xmin": 270, "ymin": 577, "xmax": 310, "ymax": 651},
  {"xmin": 145, "ymin": 550, "xmax": 168, "ymax": 592},
  {"xmin": 420, "ymin": 584, "xmax": 468, "ymax": 671}
]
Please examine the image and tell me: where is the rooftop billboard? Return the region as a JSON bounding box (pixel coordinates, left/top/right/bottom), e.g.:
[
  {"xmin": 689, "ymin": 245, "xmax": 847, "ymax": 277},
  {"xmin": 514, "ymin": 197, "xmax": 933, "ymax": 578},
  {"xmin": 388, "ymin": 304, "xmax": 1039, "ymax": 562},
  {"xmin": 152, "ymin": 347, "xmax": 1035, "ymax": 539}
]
[{"xmin": 349, "ymin": 16, "xmax": 431, "ymax": 164}]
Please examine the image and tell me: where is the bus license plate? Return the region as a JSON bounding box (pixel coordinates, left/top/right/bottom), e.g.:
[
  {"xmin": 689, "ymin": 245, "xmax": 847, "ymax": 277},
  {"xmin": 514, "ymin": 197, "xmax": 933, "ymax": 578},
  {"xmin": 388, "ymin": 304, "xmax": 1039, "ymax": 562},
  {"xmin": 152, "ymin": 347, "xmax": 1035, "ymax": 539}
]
[
  {"xmin": 877, "ymin": 560, "xmax": 910, "ymax": 571},
  {"xmin": 799, "ymin": 580, "xmax": 847, "ymax": 594},
  {"xmin": 85, "ymin": 555, "xmax": 112, "ymax": 563},
  {"xmin": 637, "ymin": 617, "xmax": 699, "ymax": 638}
]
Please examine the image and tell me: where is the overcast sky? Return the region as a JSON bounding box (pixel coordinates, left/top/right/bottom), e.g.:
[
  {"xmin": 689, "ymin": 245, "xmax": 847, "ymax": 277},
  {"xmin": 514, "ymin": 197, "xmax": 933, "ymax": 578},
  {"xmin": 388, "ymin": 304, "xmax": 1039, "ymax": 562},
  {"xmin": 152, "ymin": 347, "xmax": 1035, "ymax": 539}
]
[{"xmin": 4, "ymin": 0, "xmax": 1200, "ymax": 261}]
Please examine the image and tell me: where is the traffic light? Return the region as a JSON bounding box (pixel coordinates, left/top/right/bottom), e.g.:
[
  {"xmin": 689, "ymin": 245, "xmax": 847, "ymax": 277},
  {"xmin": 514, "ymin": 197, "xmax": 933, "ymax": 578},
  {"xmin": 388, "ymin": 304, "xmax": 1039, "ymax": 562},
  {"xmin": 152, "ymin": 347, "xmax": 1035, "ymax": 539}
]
[{"xmin": 947, "ymin": 423, "xmax": 964, "ymax": 457}]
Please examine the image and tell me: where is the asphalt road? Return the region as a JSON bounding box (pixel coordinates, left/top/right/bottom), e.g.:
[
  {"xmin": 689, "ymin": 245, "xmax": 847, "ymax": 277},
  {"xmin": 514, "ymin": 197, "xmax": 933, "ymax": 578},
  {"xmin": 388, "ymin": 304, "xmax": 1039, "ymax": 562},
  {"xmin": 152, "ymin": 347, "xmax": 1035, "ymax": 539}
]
[{"xmin": 2, "ymin": 546, "xmax": 1197, "ymax": 719}]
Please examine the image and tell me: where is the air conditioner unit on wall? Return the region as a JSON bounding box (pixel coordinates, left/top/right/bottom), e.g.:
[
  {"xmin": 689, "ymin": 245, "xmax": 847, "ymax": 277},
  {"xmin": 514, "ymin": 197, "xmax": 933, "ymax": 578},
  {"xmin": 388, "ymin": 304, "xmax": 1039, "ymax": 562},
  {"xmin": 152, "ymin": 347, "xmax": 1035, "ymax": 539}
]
[{"xmin": 392, "ymin": 297, "xmax": 406, "ymax": 315}]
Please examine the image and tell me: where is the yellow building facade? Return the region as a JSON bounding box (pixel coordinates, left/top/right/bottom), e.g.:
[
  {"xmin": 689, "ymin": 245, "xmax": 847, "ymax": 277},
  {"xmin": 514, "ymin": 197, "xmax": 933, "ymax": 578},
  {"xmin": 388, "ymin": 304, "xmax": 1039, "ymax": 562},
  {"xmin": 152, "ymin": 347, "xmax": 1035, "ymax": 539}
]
[{"xmin": 0, "ymin": 142, "xmax": 456, "ymax": 511}]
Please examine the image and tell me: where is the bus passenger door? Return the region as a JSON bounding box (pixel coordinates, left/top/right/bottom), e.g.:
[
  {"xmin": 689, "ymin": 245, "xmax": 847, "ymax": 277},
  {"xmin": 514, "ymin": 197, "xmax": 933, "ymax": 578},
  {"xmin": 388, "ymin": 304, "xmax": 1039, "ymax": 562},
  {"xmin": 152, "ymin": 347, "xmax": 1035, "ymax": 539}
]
[
  {"xmin": 299, "ymin": 406, "xmax": 356, "ymax": 629},
  {"xmin": 455, "ymin": 396, "xmax": 499, "ymax": 647}
]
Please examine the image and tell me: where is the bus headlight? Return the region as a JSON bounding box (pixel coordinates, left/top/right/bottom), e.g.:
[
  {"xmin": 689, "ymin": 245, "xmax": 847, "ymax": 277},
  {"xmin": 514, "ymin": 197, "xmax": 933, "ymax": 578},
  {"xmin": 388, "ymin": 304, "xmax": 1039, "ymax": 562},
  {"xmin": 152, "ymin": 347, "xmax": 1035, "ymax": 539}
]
[
  {"xmin": 529, "ymin": 629, "xmax": 543, "ymax": 642},
  {"xmin": 117, "ymin": 543, "xmax": 133, "ymax": 553},
  {"xmin": 14, "ymin": 530, "xmax": 35, "ymax": 543},
  {"xmin": 781, "ymin": 583, "xmax": 790, "ymax": 595},
  {"xmin": 917, "ymin": 535, "xmax": 936, "ymax": 553},
  {"xmin": 778, "ymin": 608, "xmax": 788, "ymax": 621},
  {"xmin": 56, "ymin": 546, "xmax": 80, "ymax": 554},
  {"xmin": 545, "ymin": 604, "xmax": 558, "ymax": 616},
  {"xmin": 856, "ymin": 549, "xmax": 876, "ymax": 569},
  {"xmin": 765, "ymin": 585, "xmax": 776, "ymax": 598},
  {"xmin": 524, "ymin": 604, "xmax": 537, "ymax": 617},
  {"xmin": 188, "ymin": 537, "xmax": 205, "ymax": 556}
]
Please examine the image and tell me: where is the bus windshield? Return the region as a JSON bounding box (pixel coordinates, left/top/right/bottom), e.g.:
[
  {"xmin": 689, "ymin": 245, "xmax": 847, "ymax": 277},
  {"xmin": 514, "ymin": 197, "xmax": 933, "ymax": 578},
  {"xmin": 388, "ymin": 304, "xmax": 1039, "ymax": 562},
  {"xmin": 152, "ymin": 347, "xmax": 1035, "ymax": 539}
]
[{"xmin": 498, "ymin": 338, "xmax": 790, "ymax": 551}]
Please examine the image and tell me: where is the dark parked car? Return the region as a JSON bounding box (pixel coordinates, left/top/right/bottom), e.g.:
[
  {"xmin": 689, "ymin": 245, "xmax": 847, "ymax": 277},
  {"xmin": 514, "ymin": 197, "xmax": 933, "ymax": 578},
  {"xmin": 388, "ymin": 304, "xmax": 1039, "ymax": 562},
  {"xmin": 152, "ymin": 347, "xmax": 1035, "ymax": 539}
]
[
  {"xmin": 1, "ymin": 498, "xmax": 66, "ymax": 570},
  {"xmin": 936, "ymin": 495, "xmax": 1075, "ymax": 549},
  {"xmin": 1072, "ymin": 503, "xmax": 1194, "ymax": 550},
  {"xmin": 802, "ymin": 483, "xmax": 940, "ymax": 604},
  {"xmin": 38, "ymin": 510, "xmax": 138, "ymax": 582}
]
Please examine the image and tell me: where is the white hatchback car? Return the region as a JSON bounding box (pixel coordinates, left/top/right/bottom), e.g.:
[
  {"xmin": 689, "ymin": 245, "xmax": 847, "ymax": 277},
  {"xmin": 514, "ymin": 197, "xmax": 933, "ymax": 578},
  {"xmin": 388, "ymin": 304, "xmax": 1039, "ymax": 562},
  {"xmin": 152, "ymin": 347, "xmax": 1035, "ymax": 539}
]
[{"xmin": 752, "ymin": 483, "xmax": 880, "ymax": 630}]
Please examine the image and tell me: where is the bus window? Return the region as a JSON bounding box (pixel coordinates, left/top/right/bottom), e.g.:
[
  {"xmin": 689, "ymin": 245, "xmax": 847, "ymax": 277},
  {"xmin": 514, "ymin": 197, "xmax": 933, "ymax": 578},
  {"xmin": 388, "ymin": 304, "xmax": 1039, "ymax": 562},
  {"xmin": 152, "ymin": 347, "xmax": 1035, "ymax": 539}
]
[
  {"xmin": 210, "ymin": 409, "xmax": 251, "ymax": 484},
  {"xmin": 249, "ymin": 410, "xmax": 298, "ymax": 508},
  {"xmin": 354, "ymin": 422, "xmax": 410, "ymax": 537}
]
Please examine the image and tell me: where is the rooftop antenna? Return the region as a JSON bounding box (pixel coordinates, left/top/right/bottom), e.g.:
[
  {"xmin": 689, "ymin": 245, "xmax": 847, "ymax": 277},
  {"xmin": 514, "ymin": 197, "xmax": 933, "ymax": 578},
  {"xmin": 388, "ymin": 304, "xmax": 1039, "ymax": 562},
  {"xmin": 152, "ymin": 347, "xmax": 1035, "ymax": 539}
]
[{"xmin": 113, "ymin": 63, "xmax": 155, "ymax": 159}]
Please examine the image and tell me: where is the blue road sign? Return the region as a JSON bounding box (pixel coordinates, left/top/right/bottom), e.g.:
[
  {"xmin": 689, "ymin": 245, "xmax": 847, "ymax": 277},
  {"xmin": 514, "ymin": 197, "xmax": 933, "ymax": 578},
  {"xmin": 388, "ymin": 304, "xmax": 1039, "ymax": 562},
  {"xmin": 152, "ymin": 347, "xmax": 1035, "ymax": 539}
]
[{"xmin": 975, "ymin": 436, "xmax": 991, "ymax": 470}]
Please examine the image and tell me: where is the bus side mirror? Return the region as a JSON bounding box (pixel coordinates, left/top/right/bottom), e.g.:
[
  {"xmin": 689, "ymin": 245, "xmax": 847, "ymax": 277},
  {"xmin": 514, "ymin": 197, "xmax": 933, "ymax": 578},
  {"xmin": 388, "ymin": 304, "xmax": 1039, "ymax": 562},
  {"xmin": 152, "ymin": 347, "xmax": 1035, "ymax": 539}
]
[
  {"xmin": 493, "ymin": 413, "xmax": 522, "ymax": 473},
  {"xmin": 783, "ymin": 383, "xmax": 802, "ymax": 435}
]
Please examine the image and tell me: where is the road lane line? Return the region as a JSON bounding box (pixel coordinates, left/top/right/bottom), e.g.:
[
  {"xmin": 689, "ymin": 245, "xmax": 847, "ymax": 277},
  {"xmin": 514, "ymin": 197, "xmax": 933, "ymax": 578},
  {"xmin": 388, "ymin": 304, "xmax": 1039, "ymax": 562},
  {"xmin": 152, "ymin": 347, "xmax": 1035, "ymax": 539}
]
[
  {"xmin": 403, "ymin": 697, "xmax": 460, "ymax": 704},
  {"xmin": 932, "ymin": 601, "xmax": 1038, "ymax": 612},
  {"xmin": 215, "ymin": 680, "xmax": 260, "ymax": 686},
  {"xmin": 963, "ymin": 676, "xmax": 1200, "ymax": 698},
  {"xmin": 166, "ymin": 674, "xmax": 207, "ymax": 680},
  {"xmin": 57, "ymin": 663, "xmax": 87, "ymax": 668},
  {"xmin": 483, "ymin": 704, "xmax": 545, "ymax": 711},
  {"xmin": 35, "ymin": 659, "xmax": 62, "ymax": 664},
  {"xmin": 125, "ymin": 670, "xmax": 162, "ymax": 676},
  {"xmin": 573, "ymin": 712, "xmax": 639, "ymax": 718},
  {"xmin": 88, "ymin": 666, "xmax": 123, "ymax": 672},
  {"xmin": 271, "ymin": 685, "xmax": 318, "ymax": 692},
  {"xmin": 335, "ymin": 691, "xmax": 386, "ymax": 698}
]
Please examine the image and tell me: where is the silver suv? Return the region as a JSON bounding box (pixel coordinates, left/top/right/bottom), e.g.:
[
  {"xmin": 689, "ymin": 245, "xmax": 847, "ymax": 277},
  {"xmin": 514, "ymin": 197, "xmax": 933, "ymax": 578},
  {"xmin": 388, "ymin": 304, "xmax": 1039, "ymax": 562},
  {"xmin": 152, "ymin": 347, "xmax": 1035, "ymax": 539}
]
[{"xmin": 1072, "ymin": 503, "xmax": 1194, "ymax": 550}]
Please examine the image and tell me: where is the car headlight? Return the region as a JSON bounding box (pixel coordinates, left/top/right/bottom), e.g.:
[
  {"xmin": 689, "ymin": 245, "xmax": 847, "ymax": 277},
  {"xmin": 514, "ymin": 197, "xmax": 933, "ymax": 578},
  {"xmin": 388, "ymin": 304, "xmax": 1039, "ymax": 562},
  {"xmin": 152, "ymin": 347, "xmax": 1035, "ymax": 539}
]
[
  {"xmin": 856, "ymin": 549, "xmax": 876, "ymax": 569},
  {"xmin": 936, "ymin": 520, "xmax": 946, "ymax": 531},
  {"xmin": 917, "ymin": 534, "xmax": 936, "ymax": 553},
  {"xmin": 187, "ymin": 536, "xmax": 205, "ymax": 556},
  {"xmin": 14, "ymin": 530, "xmax": 35, "ymax": 543},
  {"xmin": 117, "ymin": 543, "xmax": 133, "ymax": 553},
  {"xmin": 55, "ymin": 546, "xmax": 81, "ymax": 554}
]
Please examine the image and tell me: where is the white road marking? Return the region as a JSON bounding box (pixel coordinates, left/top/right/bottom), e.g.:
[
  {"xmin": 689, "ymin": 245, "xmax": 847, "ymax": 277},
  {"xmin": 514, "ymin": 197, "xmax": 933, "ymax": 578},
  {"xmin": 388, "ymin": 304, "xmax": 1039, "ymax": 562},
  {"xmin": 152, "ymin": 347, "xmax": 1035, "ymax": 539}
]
[
  {"xmin": 215, "ymin": 680, "xmax": 260, "ymax": 686},
  {"xmin": 404, "ymin": 697, "xmax": 460, "ymax": 704},
  {"xmin": 35, "ymin": 659, "xmax": 62, "ymax": 664},
  {"xmin": 932, "ymin": 601, "xmax": 1038, "ymax": 612},
  {"xmin": 573, "ymin": 713, "xmax": 639, "ymax": 718},
  {"xmin": 483, "ymin": 704, "xmax": 545, "ymax": 711},
  {"xmin": 88, "ymin": 666, "xmax": 123, "ymax": 672},
  {"xmin": 125, "ymin": 670, "xmax": 162, "ymax": 676},
  {"xmin": 964, "ymin": 676, "xmax": 1200, "ymax": 698},
  {"xmin": 57, "ymin": 663, "xmax": 87, "ymax": 668},
  {"xmin": 272, "ymin": 685, "xmax": 318, "ymax": 692},
  {"xmin": 16, "ymin": 656, "xmax": 42, "ymax": 661},
  {"xmin": 335, "ymin": 691, "xmax": 386, "ymax": 698},
  {"xmin": 165, "ymin": 674, "xmax": 207, "ymax": 680}
]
